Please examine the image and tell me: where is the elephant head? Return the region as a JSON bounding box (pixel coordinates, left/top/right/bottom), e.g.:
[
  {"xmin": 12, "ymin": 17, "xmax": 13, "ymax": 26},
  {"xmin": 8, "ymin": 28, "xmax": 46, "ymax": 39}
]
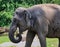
[{"xmin": 9, "ymin": 7, "xmax": 33, "ymax": 43}]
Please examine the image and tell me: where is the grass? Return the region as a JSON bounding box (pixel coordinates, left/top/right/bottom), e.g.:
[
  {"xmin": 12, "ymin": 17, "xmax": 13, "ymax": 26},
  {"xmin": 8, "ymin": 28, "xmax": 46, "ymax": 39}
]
[
  {"xmin": 47, "ymin": 38, "xmax": 58, "ymax": 47},
  {"xmin": 0, "ymin": 36, "xmax": 59, "ymax": 47},
  {"xmin": 9, "ymin": 46, "xmax": 16, "ymax": 47},
  {"xmin": 0, "ymin": 35, "xmax": 10, "ymax": 44}
]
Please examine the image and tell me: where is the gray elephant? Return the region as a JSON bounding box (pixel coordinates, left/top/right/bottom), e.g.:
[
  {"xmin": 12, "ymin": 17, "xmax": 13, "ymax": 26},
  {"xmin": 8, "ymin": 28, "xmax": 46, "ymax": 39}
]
[{"xmin": 9, "ymin": 4, "xmax": 60, "ymax": 47}]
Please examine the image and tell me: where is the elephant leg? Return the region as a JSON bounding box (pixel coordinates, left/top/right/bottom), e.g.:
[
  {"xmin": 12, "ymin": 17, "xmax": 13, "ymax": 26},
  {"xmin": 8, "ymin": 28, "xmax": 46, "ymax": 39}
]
[
  {"xmin": 25, "ymin": 30, "xmax": 36, "ymax": 47},
  {"xmin": 58, "ymin": 38, "xmax": 60, "ymax": 47},
  {"xmin": 36, "ymin": 23, "xmax": 48, "ymax": 47},
  {"xmin": 37, "ymin": 32, "xmax": 46, "ymax": 47}
]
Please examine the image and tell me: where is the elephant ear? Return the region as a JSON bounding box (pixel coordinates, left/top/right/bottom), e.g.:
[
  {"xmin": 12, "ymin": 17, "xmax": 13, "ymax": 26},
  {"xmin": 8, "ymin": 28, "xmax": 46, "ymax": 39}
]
[{"xmin": 24, "ymin": 10, "xmax": 34, "ymax": 28}]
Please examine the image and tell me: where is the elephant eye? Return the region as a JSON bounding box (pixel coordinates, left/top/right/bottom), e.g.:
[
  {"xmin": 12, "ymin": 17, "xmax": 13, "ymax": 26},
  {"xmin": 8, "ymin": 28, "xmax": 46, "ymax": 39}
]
[
  {"xmin": 13, "ymin": 18, "xmax": 17, "ymax": 22},
  {"xmin": 16, "ymin": 12, "xmax": 20, "ymax": 15},
  {"xmin": 16, "ymin": 12, "xmax": 22, "ymax": 17}
]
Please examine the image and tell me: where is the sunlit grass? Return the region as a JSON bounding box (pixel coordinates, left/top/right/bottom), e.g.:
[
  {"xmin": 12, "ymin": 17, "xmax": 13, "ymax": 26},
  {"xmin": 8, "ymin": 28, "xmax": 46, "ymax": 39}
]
[
  {"xmin": 0, "ymin": 35, "xmax": 10, "ymax": 44},
  {"xmin": 9, "ymin": 46, "xmax": 16, "ymax": 47},
  {"xmin": 47, "ymin": 38, "xmax": 58, "ymax": 47}
]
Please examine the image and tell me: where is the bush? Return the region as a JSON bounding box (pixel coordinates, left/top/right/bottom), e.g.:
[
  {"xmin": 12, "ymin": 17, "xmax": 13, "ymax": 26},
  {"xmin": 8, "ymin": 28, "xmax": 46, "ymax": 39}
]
[{"xmin": 0, "ymin": 11, "xmax": 12, "ymax": 27}]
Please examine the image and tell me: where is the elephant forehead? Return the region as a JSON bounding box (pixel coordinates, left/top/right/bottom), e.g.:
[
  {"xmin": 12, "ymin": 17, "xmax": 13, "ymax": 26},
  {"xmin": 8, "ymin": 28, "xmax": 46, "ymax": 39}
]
[
  {"xmin": 13, "ymin": 15, "xmax": 20, "ymax": 20},
  {"xmin": 16, "ymin": 7, "xmax": 26, "ymax": 13}
]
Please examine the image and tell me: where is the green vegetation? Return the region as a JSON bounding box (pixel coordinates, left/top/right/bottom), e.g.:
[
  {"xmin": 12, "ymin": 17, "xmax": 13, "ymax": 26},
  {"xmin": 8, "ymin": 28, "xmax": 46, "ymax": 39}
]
[
  {"xmin": 47, "ymin": 38, "xmax": 58, "ymax": 47},
  {"xmin": 0, "ymin": 36, "xmax": 10, "ymax": 43},
  {"xmin": 9, "ymin": 46, "xmax": 16, "ymax": 47}
]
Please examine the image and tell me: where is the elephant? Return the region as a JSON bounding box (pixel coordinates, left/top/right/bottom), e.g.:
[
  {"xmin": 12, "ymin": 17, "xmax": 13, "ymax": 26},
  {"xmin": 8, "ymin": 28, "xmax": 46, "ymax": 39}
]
[{"xmin": 9, "ymin": 4, "xmax": 60, "ymax": 47}]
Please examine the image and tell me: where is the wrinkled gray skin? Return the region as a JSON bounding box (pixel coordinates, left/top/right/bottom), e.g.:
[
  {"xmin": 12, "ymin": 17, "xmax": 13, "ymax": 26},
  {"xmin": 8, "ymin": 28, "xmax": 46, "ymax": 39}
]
[{"xmin": 9, "ymin": 4, "xmax": 60, "ymax": 47}]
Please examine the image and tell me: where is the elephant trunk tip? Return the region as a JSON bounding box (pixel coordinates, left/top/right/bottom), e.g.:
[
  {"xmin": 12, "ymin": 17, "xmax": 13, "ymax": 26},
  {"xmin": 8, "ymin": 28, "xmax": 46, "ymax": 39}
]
[{"xmin": 9, "ymin": 32, "xmax": 22, "ymax": 43}]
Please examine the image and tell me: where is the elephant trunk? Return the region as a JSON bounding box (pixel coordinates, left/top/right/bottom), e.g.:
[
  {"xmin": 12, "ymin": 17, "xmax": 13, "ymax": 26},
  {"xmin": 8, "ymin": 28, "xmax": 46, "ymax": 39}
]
[{"xmin": 9, "ymin": 21, "xmax": 22, "ymax": 43}]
